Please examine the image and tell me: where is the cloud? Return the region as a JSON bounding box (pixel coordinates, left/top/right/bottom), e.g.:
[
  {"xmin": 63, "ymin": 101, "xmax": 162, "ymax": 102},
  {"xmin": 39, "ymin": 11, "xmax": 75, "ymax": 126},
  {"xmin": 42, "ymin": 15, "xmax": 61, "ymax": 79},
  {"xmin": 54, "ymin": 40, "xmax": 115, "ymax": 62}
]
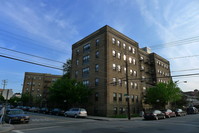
[{"xmin": 136, "ymin": 0, "xmax": 199, "ymax": 91}]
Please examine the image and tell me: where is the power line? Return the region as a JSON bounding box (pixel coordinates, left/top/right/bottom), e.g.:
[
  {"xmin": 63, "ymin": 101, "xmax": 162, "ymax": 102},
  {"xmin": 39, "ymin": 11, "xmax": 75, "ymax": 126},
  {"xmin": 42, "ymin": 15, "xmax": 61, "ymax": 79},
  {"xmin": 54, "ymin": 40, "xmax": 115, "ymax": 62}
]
[
  {"xmin": 0, "ymin": 54, "xmax": 63, "ymax": 71},
  {"xmin": 0, "ymin": 46, "xmax": 65, "ymax": 64},
  {"xmin": 171, "ymin": 68, "xmax": 199, "ymax": 72},
  {"xmin": 168, "ymin": 54, "xmax": 199, "ymax": 60}
]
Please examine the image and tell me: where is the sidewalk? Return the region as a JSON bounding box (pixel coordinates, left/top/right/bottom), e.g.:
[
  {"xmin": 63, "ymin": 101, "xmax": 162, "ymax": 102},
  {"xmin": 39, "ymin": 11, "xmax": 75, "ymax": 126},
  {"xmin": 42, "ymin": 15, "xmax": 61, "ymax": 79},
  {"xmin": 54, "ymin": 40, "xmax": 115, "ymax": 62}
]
[
  {"xmin": 0, "ymin": 124, "xmax": 14, "ymax": 133},
  {"xmin": 87, "ymin": 116, "xmax": 143, "ymax": 121}
]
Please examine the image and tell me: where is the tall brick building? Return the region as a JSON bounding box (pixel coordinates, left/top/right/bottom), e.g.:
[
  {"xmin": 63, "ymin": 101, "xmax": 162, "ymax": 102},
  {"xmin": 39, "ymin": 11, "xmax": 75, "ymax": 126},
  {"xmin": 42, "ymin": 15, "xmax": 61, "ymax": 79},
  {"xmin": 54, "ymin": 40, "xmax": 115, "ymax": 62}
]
[
  {"xmin": 22, "ymin": 72, "xmax": 61, "ymax": 106},
  {"xmin": 71, "ymin": 25, "xmax": 171, "ymax": 116}
]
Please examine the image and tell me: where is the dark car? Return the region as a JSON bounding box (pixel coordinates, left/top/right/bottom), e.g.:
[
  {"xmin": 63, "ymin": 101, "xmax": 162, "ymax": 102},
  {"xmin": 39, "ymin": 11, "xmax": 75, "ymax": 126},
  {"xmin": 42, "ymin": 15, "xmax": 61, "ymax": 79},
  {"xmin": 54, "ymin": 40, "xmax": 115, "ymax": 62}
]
[
  {"xmin": 29, "ymin": 107, "xmax": 40, "ymax": 112},
  {"xmin": 187, "ymin": 107, "xmax": 198, "ymax": 114},
  {"xmin": 161, "ymin": 109, "xmax": 176, "ymax": 118},
  {"xmin": 144, "ymin": 110, "xmax": 166, "ymax": 120},
  {"xmin": 175, "ymin": 109, "xmax": 187, "ymax": 116},
  {"xmin": 39, "ymin": 107, "xmax": 49, "ymax": 114},
  {"xmin": 5, "ymin": 109, "xmax": 30, "ymax": 124},
  {"xmin": 50, "ymin": 108, "xmax": 65, "ymax": 116},
  {"xmin": 22, "ymin": 106, "xmax": 31, "ymax": 111}
]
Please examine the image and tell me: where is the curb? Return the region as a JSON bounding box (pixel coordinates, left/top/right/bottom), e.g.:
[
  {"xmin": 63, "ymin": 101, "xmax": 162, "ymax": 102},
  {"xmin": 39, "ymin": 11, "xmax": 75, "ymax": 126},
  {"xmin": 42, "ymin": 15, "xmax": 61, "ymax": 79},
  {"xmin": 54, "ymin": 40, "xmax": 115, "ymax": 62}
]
[{"xmin": 0, "ymin": 124, "xmax": 14, "ymax": 133}]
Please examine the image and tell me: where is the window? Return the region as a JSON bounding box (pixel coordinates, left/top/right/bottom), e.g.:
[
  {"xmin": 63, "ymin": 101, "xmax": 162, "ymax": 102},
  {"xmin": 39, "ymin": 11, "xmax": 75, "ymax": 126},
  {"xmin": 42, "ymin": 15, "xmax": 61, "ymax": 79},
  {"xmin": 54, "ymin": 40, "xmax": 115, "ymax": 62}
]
[
  {"xmin": 82, "ymin": 67, "xmax": 89, "ymax": 77},
  {"xmin": 75, "ymin": 71, "xmax": 78, "ymax": 78},
  {"xmin": 123, "ymin": 55, "xmax": 126, "ymax": 61},
  {"xmin": 112, "ymin": 38, "xmax": 116, "ymax": 44},
  {"xmin": 113, "ymin": 107, "xmax": 117, "ymax": 114},
  {"xmin": 140, "ymin": 56, "xmax": 144, "ymax": 60},
  {"xmin": 132, "ymin": 95, "xmax": 134, "ymax": 102},
  {"xmin": 96, "ymin": 39, "xmax": 99, "ymax": 46},
  {"xmin": 130, "ymin": 69, "xmax": 133, "ymax": 75},
  {"xmin": 96, "ymin": 51, "xmax": 99, "ymax": 58},
  {"xmin": 83, "ymin": 43, "xmax": 90, "ymax": 53},
  {"xmin": 83, "ymin": 80, "xmax": 89, "ymax": 86},
  {"xmin": 95, "ymin": 78, "xmax": 99, "ymax": 86},
  {"xmin": 135, "ymin": 95, "xmax": 138, "ymax": 103},
  {"xmin": 123, "ymin": 43, "xmax": 126, "ymax": 49},
  {"xmin": 95, "ymin": 64, "xmax": 99, "ymax": 72},
  {"xmin": 113, "ymin": 93, "xmax": 117, "ymax": 101},
  {"xmin": 117, "ymin": 65, "xmax": 121, "ymax": 72},
  {"xmin": 76, "ymin": 49, "xmax": 80, "ymax": 55},
  {"xmin": 129, "ymin": 57, "xmax": 132, "ymax": 63},
  {"xmin": 117, "ymin": 40, "xmax": 120, "ymax": 47},
  {"xmin": 119, "ymin": 93, "xmax": 122, "ymax": 101},
  {"xmin": 133, "ymin": 59, "xmax": 136, "ymax": 65},
  {"xmin": 124, "ymin": 67, "xmax": 126, "ymax": 73},
  {"xmin": 76, "ymin": 60, "xmax": 79, "ymax": 65},
  {"xmin": 118, "ymin": 79, "xmax": 122, "ymax": 86},
  {"xmin": 112, "ymin": 50, "xmax": 116, "ymax": 57},
  {"xmin": 83, "ymin": 55, "xmax": 90, "ymax": 64},
  {"xmin": 131, "ymin": 82, "xmax": 133, "ymax": 88},
  {"xmin": 119, "ymin": 107, "xmax": 124, "ymax": 114},
  {"xmin": 133, "ymin": 71, "xmax": 137, "ymax": 76},
  {"xmin": 113, "ymin": 64, "xmax": 116, "ymax": 70},
  {"xmin": 117, "ymin": 52, "xmax": 121, "ymax": 59},
  {"xmin": 113, "ymin": 78, "xmax": 117, "ymax": 85},
  {"xmin": 134, "ymin": 83, "xmax": 138, "ymax": 89},
  {"xmin": 132, "ymin": 48, "xmax": 136, "ymax": 54},
  {"xmin": 124, "ymin": 81, "xmax": 127, "ymax": 87},
  {"xmin": 129, "ymin": 46, "xmax": 132, "ymax": 52},
  {"xmin": 95, "ymin": 93, "xmax": 99, "ymax": 101}
]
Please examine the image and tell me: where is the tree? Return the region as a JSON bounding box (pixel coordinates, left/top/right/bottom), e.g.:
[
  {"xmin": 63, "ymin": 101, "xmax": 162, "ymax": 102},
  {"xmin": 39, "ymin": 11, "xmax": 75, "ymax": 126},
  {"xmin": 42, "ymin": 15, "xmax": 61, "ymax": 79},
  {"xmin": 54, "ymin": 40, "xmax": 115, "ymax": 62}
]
[
  {"xmin": 63, "ymin": 59, "xmax": 71, "ymax": 78},
  {"xmin": 48, "ymin": 76, "xmax": 92, "ymax": 109},
  {"xmin": 21, "ymin": 93, "xmax": 32, "ymax": 106},
  {"xmin": 9, "ymin": 96, "xmax": 21, "ymax": 106},
  {"xmin": 145, "ymin": 81, "xmax": 182, "ymax": 109},
  {"xmin": 0, "ymin": 95, "xmax": 5, "ymax": 102}
]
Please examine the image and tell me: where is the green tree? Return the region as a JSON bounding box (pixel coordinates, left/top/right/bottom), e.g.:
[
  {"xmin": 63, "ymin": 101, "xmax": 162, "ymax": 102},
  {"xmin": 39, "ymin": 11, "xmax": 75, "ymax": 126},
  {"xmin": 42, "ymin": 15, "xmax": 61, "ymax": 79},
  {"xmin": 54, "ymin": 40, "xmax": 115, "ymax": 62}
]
[
  {"xmin": 0, "ymin": 95, "xmax": 5, "ymax": 101},
  {"xmin": 21, "ymin": 93, "xmax": 32, "ymax": 106},
  {"xmin": 48, "ymin": 76, "xmax": 92, "ymax": 109},
  {"xmin": 145, "ymin": 81, "xmax": 182, "ymax": 109},
  {"xmin": 63, "ymin": 59, "xmax": 71, "ymax": 78},
  {"xmin": 9, "ymin": 96, "xmax": 21, "ymax": 106}
]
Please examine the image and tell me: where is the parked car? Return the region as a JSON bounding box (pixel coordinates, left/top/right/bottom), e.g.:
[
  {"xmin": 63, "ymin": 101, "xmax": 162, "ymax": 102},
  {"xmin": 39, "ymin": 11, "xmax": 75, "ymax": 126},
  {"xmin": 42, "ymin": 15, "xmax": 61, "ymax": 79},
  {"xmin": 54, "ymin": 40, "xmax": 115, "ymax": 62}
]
[
  {"xmin": 4, "ymin": 109, "xmax": 30, "ymax": 124},
  {"xmin": 22, "ymin": 106, "xmax": 31, "ymax": 111},
  {"xmin": 175, "ymin": 109, "xmax": 187, "ymax": 116},
  {"xmin": 144, "ymin": 110, "xmax": 166, "ymax": 120},
  {"xmin": 29, "ymin": 107, "xmax": 40, "ymax": 112},
  {"xmin": 50, "ymin": 108, "xmax": 65, "ymax": 116},
  {"xmin": 187, "ymin": 107, "xmax": 198, "ymax": 114},
  {"xmin": 161, "ymin": 109, "xmax": 176, "ymax": 118},
  {"xmin": 64, "ymin": 108, "xmax": 87, "ymax": 118},
  {"xmin": 16, "ymin": 106, "xmax": 24, "ymax": 110},
  {"xmin": 39, "ymin": 107, "xmax": 49, "ymax": 114}
]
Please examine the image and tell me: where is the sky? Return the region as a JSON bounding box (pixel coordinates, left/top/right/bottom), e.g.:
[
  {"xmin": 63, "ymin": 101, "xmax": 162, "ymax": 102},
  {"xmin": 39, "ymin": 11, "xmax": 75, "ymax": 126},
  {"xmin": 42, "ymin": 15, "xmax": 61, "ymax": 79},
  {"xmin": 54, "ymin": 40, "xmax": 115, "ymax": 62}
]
[{"xmin": 0, "ymin": 0, "xmax": 199, "ymax": 93}]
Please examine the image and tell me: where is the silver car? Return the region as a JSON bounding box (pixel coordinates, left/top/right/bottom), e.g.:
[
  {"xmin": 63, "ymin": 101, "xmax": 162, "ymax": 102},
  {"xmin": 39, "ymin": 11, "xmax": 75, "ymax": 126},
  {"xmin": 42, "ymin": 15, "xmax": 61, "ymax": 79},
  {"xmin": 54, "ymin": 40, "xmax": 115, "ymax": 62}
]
[{"xmin": 64, "ymin": 108, "xmax": 87, "ymax": 118}]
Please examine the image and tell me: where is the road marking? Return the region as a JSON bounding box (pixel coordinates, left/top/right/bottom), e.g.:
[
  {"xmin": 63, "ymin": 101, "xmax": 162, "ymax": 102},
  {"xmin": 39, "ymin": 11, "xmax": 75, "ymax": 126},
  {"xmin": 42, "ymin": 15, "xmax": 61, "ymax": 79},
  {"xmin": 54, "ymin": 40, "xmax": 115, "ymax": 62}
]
[{"xmin": 12, "ymin": 130, "xmax": 24, "ymax": 133}]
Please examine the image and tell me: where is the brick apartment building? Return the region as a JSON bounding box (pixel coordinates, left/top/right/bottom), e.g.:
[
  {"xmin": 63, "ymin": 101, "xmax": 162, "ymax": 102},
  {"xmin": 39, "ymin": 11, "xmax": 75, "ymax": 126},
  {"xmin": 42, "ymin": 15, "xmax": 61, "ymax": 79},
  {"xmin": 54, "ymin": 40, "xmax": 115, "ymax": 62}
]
[
  {"xmin": 71, "ymin": 25, "xmax": 171, "ymax": 116},
  {"xmin": 22, "ymin": 72, "xmax": 61, "ymax": 106}
]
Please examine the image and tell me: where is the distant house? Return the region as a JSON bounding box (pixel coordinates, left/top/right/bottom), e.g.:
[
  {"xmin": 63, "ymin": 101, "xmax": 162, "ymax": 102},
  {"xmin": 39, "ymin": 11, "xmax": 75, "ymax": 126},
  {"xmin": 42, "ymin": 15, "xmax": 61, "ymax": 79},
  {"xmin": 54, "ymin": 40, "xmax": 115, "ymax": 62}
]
[{"xmin": 183, "ymin": 89, "xmax": 199, "ymax": 107}]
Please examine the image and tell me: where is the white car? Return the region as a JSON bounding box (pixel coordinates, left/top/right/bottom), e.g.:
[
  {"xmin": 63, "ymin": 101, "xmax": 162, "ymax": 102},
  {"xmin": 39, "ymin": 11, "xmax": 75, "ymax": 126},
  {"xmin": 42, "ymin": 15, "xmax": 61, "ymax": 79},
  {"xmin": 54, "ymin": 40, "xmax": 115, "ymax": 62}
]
[{"xmin": 64, "ymin": 108, "xmax": 87, "ymax": 118}]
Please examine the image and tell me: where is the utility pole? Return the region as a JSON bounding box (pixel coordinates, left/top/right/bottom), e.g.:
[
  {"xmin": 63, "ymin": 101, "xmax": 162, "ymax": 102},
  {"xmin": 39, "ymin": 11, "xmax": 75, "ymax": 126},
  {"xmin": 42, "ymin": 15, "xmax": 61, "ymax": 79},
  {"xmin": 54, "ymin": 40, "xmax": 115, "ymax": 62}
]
[
  {"xmin": 1, "ymin": 80, "xmax": 7, "ymax": 90},
  {"xmin": 125, "ymin": 59, "xmax": 131, "ymax": 120}
]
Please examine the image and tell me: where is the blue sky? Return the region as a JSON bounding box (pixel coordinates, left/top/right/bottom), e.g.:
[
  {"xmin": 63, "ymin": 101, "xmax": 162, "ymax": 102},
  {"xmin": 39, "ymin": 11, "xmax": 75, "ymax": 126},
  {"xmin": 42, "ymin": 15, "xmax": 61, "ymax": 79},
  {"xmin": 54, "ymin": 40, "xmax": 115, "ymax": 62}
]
[{"xmin": 0, "ymin": 0, "xmax": 199, "ymax": 93}]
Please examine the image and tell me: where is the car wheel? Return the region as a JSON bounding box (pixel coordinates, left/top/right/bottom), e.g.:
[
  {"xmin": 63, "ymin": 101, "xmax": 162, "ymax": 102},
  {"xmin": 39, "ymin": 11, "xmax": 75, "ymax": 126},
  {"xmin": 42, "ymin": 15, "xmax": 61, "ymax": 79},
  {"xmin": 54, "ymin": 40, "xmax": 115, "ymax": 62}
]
[
  {"xmin": 155, "ymin": 116, "xmax": 158, "ymax": 120},
  {"xmin": 163, "ymin": 116, "xmax": 166, "ymax": 119},
  {"xmin": 64, "ymin": 114, "xmax": 68, "ymax": 117}
]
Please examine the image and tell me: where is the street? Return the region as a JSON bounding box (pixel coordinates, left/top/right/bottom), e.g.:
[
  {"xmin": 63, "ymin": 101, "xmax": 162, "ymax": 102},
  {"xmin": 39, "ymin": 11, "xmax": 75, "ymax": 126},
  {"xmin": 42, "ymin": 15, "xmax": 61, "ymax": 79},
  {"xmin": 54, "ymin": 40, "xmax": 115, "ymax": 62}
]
[{"xmin": 8, "ymin": 112, "xmax": 199, "ymax": 133}]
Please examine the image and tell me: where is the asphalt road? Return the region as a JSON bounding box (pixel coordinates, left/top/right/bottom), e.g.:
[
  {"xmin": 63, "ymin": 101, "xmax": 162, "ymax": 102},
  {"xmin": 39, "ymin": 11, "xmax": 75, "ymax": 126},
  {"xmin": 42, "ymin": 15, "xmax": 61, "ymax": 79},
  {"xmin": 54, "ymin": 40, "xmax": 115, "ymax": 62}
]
[{"xmin": 9, "ymin": 112, "xmax": 199, "ymax": 133}]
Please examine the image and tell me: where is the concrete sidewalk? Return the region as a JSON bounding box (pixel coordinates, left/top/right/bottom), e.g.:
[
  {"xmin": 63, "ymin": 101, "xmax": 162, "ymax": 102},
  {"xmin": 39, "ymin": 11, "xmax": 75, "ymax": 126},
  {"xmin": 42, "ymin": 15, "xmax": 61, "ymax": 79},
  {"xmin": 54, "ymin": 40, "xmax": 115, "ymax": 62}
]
[
  {"xmin": 0, "ymin": 124, "xmax": 14, "ymax": 133},
  {"xmin": 87, "ymin": 116, "xmax": 144, "ymax": 121}
]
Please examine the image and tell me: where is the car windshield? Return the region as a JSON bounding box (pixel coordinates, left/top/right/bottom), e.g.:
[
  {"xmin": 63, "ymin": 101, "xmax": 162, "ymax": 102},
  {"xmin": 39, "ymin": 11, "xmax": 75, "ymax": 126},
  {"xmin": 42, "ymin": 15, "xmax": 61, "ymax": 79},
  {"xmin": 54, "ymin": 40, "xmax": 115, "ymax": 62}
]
[{"xmin": 8, "ymin": 110, "xmax": 24, "ymax": 115}]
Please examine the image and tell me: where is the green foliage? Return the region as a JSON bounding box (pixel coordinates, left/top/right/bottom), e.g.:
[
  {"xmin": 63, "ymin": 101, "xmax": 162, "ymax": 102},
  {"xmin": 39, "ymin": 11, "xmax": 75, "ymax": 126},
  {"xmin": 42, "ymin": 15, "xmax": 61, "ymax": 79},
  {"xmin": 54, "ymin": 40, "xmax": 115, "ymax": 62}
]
[
  {"xmin": 145, "ymin": 81, "xmax": 182, "ymax": 109},
  {"xmin": 0, "ymin": 95, "xmax": 5, "ymax": 101},
  {"xmin": 48, "ymin": 76, "xmax": 92, "ymax": 108},
  {"xmin": 9, "ymin": 96, "xmax": 21, "ymax": 105},
  {"xmin": 63, "ymin": 59, "xmax": 71, "ymax": 78},
  {"xmin": 21, "ymin": 93, "xmax": 32, "ymax": 106}
]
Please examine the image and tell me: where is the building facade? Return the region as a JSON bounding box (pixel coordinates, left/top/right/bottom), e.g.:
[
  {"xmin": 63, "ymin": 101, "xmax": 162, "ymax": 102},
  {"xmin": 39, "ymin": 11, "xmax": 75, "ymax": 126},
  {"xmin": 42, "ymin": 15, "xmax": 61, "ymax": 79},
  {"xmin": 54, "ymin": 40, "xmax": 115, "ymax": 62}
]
[
  {"xmin": 71, "ymin": 25, "xmax": 171, "ymax": 116},
  {"xmin": 22, "ymin": 72, "xmax": 62, "ymax": 107}
]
